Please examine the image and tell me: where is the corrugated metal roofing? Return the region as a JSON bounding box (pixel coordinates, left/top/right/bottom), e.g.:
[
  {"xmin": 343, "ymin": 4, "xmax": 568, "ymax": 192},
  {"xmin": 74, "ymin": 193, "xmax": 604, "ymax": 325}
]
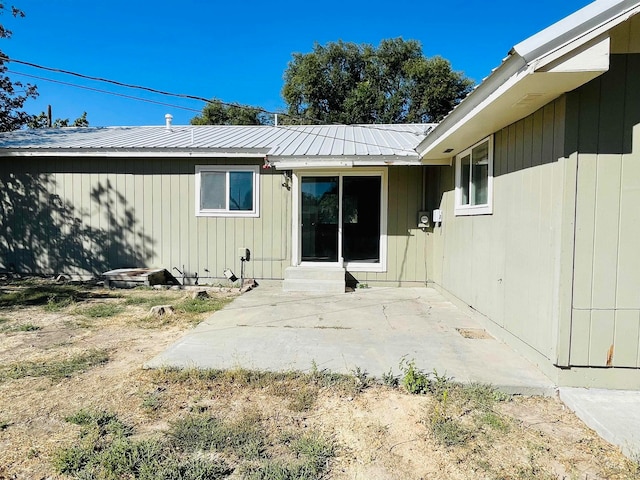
[{"xmin": 0, "ymin": 123, "xmax": 434, "ymax": 159}]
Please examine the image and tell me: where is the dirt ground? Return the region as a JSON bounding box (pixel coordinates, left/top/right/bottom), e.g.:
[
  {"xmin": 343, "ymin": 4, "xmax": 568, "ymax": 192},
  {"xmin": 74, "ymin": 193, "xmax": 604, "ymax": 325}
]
[{"xmin": 0, "ymin": 282, "xmax": 638, "ymax": 479}]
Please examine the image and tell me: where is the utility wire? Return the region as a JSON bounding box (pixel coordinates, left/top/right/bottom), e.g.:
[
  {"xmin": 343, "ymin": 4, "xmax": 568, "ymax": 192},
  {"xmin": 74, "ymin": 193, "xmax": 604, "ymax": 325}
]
[
  {"xmin": 3, "ymin": 55, "xmax": 432, "ymax": 147},
  {"xmin": 1, "ymin": 55, "xmax": 301, "ymax": 119},
  {"xmin": 8, "ymin": 70, "xmax": 202, "ymax": 113}
]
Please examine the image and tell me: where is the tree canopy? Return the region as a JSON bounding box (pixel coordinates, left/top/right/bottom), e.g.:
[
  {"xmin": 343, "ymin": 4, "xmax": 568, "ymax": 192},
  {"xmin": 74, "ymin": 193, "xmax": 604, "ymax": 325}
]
[
  {"xmin": 190, "ymin": 99, "xmax": 272, "ymax": 126},
  {"xmin": 0, "ymin": 3, "xmax": 37, "ymax": 132},
  {"xmin": 28, "ymin": 111, "xmax": 89, "ymax": 129},
  {"xmin": 281, "ymin": 38, "xmax": 474, "ymax": 125}
]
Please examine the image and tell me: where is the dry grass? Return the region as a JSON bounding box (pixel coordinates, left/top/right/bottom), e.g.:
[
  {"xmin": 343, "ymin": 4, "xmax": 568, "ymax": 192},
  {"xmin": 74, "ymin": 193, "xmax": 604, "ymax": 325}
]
[{"xmin": 0, "ymin": 279, "xmax": 638, "ymax": 479}]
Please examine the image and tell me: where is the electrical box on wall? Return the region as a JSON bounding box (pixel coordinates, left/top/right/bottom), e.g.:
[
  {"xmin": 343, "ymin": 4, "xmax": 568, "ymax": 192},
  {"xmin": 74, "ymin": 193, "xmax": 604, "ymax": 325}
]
[
  {"xmin": 432, "ymin": 209, "xmax": 443, "ymax": 224},
  {"xmin": 418, "ymin": 211, "xmax": 430, "ymax": 228}
]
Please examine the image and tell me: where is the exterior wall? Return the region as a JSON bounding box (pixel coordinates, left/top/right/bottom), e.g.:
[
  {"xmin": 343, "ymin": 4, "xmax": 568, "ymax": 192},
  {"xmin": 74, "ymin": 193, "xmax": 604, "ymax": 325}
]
[
  {"xmin": 426, "ymin": 97, "xmax": 572, "ymax": 372},
  {"xmin": 0, "ymin": 159, "xmax": 428, "ymax": 284},
  {"xmin": 0, "ymin": 157, "xmax": 291, "ymax": 283},
  {"xmin": 566, "ymin": 53, "xmax": 640, "ymax": 371},
  {"xmin": 427, "ymin": 51, "xmax": 640, "ymax": 388},
  {"xmin": 352, "ymin": 166, "xmax": 429, "ymax": 285}
]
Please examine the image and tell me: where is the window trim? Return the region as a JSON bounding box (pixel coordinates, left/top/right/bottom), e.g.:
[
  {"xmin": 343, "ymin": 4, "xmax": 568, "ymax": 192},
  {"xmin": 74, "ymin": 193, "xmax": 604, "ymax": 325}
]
[
  {"xmin": 454, "ymin": 136, "xmax": 493, "ymax": 216},
  {"xmin": 195, "ymin": 165, "xmax": 260, "ymax": 217}
]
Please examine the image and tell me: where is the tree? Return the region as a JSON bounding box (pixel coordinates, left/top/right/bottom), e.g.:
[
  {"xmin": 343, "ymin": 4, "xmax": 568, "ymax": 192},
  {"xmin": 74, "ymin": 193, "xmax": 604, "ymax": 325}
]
[
  {"xmin": 28, "ymin": 111, "xmax": 89, "ymax": 129},
  {"xmin": 282, "ymin": 38, "xmax": 474, "ymax": 125},
  {"xmin": 190, "ymin": 98, "xmax": 272, "ymax": 126},
  {"xmin": 0, "ymin": 3, "xmax": 37, "ymax": 131}
]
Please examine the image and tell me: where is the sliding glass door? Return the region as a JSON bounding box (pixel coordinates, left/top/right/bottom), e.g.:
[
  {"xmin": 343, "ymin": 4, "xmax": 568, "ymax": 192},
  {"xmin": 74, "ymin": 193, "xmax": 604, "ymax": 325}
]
[{"xmin": 299, "ymin": 173, "xmax": 383, "ymax": 268}]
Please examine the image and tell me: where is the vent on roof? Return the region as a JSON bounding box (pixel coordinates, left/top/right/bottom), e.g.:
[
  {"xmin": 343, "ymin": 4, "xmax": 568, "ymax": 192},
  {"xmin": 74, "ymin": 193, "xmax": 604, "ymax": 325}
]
[{"xmin": 165, "ymin": 113, "xmax": 173, "ymax": 130}]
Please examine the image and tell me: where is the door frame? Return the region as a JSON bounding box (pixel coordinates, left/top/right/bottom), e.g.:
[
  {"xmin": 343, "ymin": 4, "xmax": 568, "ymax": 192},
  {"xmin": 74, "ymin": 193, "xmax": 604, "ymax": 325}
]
[{"xmin": 291, "ymin": 168, "xmax": 387, "ymax": 273}]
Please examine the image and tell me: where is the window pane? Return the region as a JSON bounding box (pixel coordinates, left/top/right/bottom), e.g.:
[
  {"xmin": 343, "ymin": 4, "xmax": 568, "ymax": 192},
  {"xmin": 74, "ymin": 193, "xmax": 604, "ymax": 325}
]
[
  {"xmin": 200, "ymin": 172, "xmax": 226, "ymax": 210},
  {"xmin": 471, "ymin": 142, "xmax": 489, "ymax": 205},
  {"xmin": 460, "ymin": 154, "xmax": 471, "ymax": 205},
  {"xmin": 229, "ymin": 171, "xmax": 254, "ymax": 211}
]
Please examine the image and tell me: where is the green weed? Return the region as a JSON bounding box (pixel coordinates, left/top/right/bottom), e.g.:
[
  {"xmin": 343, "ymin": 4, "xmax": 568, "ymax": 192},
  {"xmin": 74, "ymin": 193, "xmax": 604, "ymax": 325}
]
[
  {"xmin": 14, "ymin": 323, "xmax": 41, "ymax": 332},
  {"xmin": 245, "ymin": 431, "xmax": 335, "ymax": 480},
  {"xmin": 0, "ymin": 349, "xmax": 108, "ymax": 381},
  {"xmin": 141, "ymin": 388, "xmax": 164, "ymax": 413},
  {"xmin": 169, "ymin": 410, "xmax": 266, "ymax": 460},
  {"xmin": 77, "ymin": 303, "xmax": 125, "ymax": 318},
  {"xmin": 0, "ymin": 284, "xmax": 93, "ymax": 308},
  {"xmin": 399, "ymin": 357, "xmax": 431, "ymax": 394},
  {"xmin": 55, "ymin": 409, "xmax": 232, "ymax": 479}
]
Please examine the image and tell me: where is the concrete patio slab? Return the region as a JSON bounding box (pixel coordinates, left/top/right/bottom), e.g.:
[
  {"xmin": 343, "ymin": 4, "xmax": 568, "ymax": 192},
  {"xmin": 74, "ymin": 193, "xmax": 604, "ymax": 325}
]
[
  {"xmin": 146, "ymin": 284, "xmax": 555, "ymax": 396},
  {"xmin": 559, "ymin": 388, "xmax": 640, "ymax": 459}
]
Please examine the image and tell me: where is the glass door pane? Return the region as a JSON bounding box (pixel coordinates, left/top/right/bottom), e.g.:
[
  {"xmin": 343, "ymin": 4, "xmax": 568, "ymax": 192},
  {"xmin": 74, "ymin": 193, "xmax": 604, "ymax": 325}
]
[
  {"xmin": 301, "ymin": 177, "xmax": 339, "ymax": 262},
  {"xmin": 342, "ymin": 176, "xmax": 380, "ymax": 263}
]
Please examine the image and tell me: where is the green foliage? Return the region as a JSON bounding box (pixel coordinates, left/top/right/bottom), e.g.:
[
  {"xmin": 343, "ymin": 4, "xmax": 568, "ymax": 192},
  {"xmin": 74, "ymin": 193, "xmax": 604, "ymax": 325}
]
[
  {"xmin": 282, "ymin": 38, "xmax": 473, "ymax": 124},
  {"xmin": 0, "ymin": 348, "xmax": 108, "ymax": 381},
  {"xmin": 28, "ymin": 111, "xmax": 89, "ymax": 129},
  {"xmin": 0, "ymin": 284, "xmax": 86, "ymax": 308},
  {"xmin": 428, "ymin": 389, "xmax": 470, "ymax": 447},
  {"xmin": 244, "ymin": 431, "xmax": 335, "ymax": 480},
  {"xmin": 55, "ymin": 409, "xmax": 232, "ymax": 479},
  {"xmin": 169, "ymin": 411, "xmax": 266, "ymax": 460},
  {"xmin": 141, "ymin": 388, "xmax": 164, "ymax": 413},
  {"xmin": 65, "ymin": 409, "xmax": 133, "ymax": 438},
  {"xmin": 13, "ymin": 323, "xmax": 41, "ymax": 331},
  {"xmin": 191, "ymin": 98, "xmax": 272, "ymax": 126},
  {"xmin": 77, "ymin": 302, "xmax": 124, "ymax": 318},
  {"xmin": 0, "ymin": 3, "xmax": 38, "ymax": 131},
  {"xmin": 399, "ymin": 357, "xmax": 432, "ymax": 394},
  {"xmin": 175, "ymin": 296, "xmax": 228, "ymax": 315},
  {"xmin": 286, "ymin": 387, "xmax": 317, "ymax": 412},
  {"xmin": 382, "ymin": 368, "xmax": 398, "ymax": 387}
]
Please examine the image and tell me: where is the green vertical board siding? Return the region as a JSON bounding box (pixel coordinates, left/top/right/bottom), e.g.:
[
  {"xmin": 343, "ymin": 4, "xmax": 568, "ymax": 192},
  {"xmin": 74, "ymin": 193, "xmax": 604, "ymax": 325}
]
[
  {"xmin": 613, "ymin": 310, "xmax": 640, "ymax": 367},
  {"xmin": 567, "ymin": 54, "xmax": 640, "ymax": 368},
  {"xmin": 0, "ymin": 158, "xmax": 290, "ymax": 282},
  {"xmin": 430, "ymin": 97, "xmax": 568, "ymax": 361},
  {"xmin": 570, "ymin": 310, "xmax": 591, "ymax": 366}
]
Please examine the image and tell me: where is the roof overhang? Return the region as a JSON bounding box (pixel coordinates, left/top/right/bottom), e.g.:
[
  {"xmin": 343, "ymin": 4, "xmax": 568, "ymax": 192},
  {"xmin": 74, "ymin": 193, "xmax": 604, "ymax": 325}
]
[
  {"xmin": 0, "ymin": 148, "xmax": 271, "ymax": 158},
  {"xmin": 267, "ymin": 154, "xmax": 445, "ymax": 170},
  {"xmin": 417, "ymin": 0, "xmax": 640, "ymax": 162}
]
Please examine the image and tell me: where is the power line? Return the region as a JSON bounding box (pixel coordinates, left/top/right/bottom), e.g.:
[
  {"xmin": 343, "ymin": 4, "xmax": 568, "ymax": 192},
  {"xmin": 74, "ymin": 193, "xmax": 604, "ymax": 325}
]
[
  {"xmin": 3, "ymin": 55, "xmax": 433, "ymax": 144},
  {"xmin": 1, "ymin": 55, "xmax": 296, "ymax": 119},
  {"xmin": 8, "ymin": 70, "xmax": 203, "ymax": 113}
]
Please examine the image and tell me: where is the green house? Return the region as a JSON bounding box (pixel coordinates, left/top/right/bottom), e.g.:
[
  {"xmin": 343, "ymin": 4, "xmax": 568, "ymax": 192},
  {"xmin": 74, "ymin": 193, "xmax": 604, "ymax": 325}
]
[{"xmin": 1, "ymin": 0, "xmax": 639, "ymax": 389}]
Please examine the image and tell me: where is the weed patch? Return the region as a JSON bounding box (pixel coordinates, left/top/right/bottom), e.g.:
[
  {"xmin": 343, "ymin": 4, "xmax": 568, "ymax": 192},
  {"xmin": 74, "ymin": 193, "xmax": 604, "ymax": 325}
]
[
  {"xmin": 0, "ymin": 349, "xmax": 109, "ymax": 381},
  {"xmin": 169, "ymin": 410, "xmax": 266, "ymax": 460},
  {"xmin": 55, "ymin": 409, "xmax": 232, "ymax": 479},
  {"xmin": 77, "ymin": 303, "xmax": 125, "ymax": 318},
  {"xmin": 56, "ymin": 407, "xmax": 335, "ymax": 480},
  {"xmin": 0, "ymin": 284, "xmax": 108, "ymax": 309},
  {"xmin": 14, "ymin": 323, "xmax": 42, "ymax": 332}
]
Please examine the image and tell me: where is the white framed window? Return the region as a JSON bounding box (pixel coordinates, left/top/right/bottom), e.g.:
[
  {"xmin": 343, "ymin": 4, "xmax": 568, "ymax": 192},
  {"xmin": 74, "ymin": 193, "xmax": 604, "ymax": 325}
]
[
  {"xmin": 455, "ymin": 136, "xmax": 493, "ymax": 216},
  {"xmin": 195, "ymin": 165, "xmax": 259, "ymax": 217}
]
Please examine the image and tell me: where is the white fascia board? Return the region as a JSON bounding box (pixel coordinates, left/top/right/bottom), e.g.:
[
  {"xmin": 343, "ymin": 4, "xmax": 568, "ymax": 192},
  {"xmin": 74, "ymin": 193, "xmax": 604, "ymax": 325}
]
[
  {"xmin": 417, "ymin": 1, "xmax": 638, "ymax": 161},
  {"xmin": 419, "ymin": 67, "xmax": 605, "ymax": 160},
  {"xmin": 514, "ymin": 0, "xmax": 640, "ymax": 63},
  {"xmin": 416, "ymin": 55, "xmax": 530, "ymax": 159},
  {"xmin": 538, "ymin": 34, "xmax": 610, "ymax": 73},
  {"xmin": 415, "ymin": 54, "xmax": 527, "ymax": 158},
  {"xmin": 0, "ymin": 148, "xmax": 270, "ymax": 158}
]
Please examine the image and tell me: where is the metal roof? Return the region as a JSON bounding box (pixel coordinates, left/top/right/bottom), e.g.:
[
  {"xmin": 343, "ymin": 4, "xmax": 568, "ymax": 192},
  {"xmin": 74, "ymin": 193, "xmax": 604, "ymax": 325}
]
[{"xmin": 0, "ymin": 124, "xmax": 434, "ymax": 162}]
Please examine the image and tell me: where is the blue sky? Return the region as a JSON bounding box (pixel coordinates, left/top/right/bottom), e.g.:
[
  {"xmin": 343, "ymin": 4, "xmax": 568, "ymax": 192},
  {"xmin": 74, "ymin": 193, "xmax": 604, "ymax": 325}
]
[{"xmin": 5, "ymin": 0, "xmax": 592, "ymax": 127}]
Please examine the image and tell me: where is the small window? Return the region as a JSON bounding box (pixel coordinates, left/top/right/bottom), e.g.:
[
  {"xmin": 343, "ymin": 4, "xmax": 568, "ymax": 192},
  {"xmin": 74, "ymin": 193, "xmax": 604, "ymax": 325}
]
[
  {"xmin": 195, "ymin": 165, "xmax": 259, "ymax": 217},
  {"xmin": 455, "ymin": 137, "xmax": 493, "ymax": 216}
]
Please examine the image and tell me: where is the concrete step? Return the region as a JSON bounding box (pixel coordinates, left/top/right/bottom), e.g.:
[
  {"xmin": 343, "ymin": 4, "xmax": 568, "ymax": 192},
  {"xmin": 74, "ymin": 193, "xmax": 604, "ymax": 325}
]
[{"xmin": 283, "ymin": 266, "xmax": 346, "ymax": 293}]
